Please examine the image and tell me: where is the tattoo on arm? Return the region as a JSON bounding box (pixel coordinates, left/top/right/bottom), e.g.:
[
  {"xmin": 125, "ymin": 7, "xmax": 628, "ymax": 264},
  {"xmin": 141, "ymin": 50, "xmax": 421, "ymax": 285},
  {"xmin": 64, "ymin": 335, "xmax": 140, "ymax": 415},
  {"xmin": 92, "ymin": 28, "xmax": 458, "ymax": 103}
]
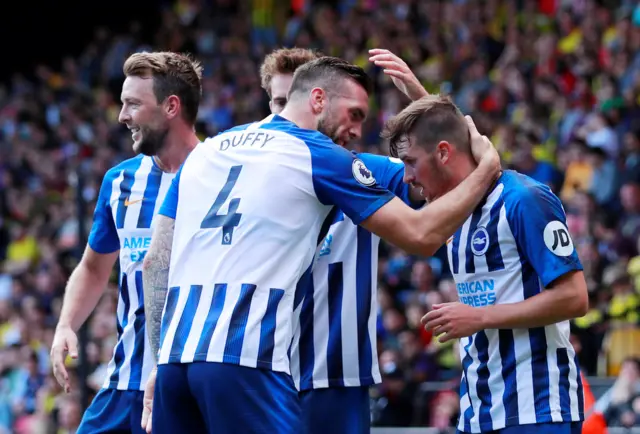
[{"xmin": 142, "ymin": 215, "xmax": 175, "ymax": 362}]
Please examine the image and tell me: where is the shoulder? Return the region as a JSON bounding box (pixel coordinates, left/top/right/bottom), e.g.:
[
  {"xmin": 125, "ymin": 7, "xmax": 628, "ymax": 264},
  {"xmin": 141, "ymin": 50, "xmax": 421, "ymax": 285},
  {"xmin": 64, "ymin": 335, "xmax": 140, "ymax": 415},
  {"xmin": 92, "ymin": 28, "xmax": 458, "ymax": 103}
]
[
  {"xmin": 260, "ymin": 116, "xmax": 336, "ymax": 149},
  {"xmin": 357, "ymin": 153, "xmax": 403, "ymax": 171},
  {"xmin": 102, "ymin": 155, "xmax": 146, "ymax": 183},
  {"xmin": 500, "ymin": 170, "xmax": 560, "ymax": 211},
  {"xmin": 260, "ymin": 117, "xmax": 356, "ymax": 164}
]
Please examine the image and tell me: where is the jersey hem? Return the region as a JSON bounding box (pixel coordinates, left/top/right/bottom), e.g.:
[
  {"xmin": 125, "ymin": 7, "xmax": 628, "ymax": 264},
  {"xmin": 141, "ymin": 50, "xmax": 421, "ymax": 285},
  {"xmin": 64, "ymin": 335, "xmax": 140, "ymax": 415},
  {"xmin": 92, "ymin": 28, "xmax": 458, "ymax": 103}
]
[
  {"xmin": 103, "ymin": 381, "xmax": 145, "ymax": 392},
  {"xmin": 541, "ymin": 262, "xmax": 584, "ymax": 288},
  {"xmin": 298, "ymin": 374, "xmax": 381, "ymax": 391},
  {"xmin": 88, "ymin": 239, "xmax": 120, "ymax": 255},
  {"xmin": 350, "ymin": 193, "xmax": 394, "ymax": 226},
  {"xmin": 458, "ymin": 411, "xmax": 585, "ymax": 433},
  {"xmin": 158, "ymin": 353, "xmax": 291, "ymax": 375},
  {"xmin": 156, "ymin": 209, "xmax": 176, "ymax": 219}
]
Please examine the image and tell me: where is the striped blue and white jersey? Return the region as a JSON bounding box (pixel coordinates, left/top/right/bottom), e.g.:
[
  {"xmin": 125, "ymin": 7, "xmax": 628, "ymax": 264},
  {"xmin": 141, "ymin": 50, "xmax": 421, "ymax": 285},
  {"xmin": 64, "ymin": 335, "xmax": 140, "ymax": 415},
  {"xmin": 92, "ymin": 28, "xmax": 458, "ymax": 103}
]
[
  {"xmin": 290, "ymin": 154, "xmax": 418, "ymax": 390},
  {"xmin": 156, "ymin": 115, "xmax": 394, "ymax": 374},
  {"xmin": 88, "ymin": 155, "xmax": 175, "ymax": 391},
  {"xmin": 447, "ymin": 170, "xmax": 584, "ymax": 433}
]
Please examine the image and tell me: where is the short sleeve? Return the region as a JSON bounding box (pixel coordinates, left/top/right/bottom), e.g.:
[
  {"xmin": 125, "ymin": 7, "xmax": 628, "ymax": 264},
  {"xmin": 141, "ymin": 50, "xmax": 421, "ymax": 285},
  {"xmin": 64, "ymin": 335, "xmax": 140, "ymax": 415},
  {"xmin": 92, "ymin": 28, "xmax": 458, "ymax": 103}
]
[
  {"xmin": 506, "ymin": 183, "xmax": 583, "ymax": 287},
  {"xmin": 310, "ymin": 144, "xmax": 394, "ymax": 225},
  {"xmin": 87, "ymin": 171, "xmax": 120, "ymax": 254},
  {"xmin": 158, "ymin": 164, "xmax": 182, "ymax": 219},
  {"xmin": 357, "ymin": 153, "xmax": 423, "ymax": 209}
]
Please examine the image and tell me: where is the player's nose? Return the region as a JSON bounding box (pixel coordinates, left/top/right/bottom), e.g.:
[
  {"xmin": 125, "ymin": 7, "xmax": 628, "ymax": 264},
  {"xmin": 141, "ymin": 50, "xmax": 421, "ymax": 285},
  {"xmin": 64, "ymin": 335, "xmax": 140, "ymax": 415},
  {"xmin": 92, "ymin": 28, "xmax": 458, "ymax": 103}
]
[
  {"xmin": 349, "ymin": 125, "xmax": 362, "ymax": 141},
  {"xmin": 118, "ymin": 107, "xmax": 130, "ymax": 124},
  {"xmin": 403, "ymin": 168, "xmax": 414, "ymax": 185}
]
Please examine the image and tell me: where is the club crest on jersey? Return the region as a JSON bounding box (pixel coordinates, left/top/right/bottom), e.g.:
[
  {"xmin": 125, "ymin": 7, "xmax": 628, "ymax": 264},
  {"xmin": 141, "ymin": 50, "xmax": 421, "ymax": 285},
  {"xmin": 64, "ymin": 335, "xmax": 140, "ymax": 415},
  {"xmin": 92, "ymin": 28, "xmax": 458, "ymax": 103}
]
[
  {"xmin": 352, "ymin": 159, "xmax": 376, "ymax": 186},
  {"xmin": 470, "ymin": 227, "xmax": 489, "ymax": 256}
]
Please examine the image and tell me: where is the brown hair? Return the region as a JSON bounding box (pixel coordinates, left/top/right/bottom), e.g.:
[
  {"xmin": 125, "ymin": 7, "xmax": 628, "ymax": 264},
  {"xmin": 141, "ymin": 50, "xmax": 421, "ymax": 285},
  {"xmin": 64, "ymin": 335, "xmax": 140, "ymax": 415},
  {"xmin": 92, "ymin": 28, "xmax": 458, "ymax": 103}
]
[
  {"xmin": 288, "ymin": 56, "xmax": 373, "ymax": 99},
  {"xmin": 259, "ymin": 48, "xmax": 322, "ymax": 96},
  {"xmin": 123, "ymin": 51, "xmax": 203, "ymax": 124},
  {"xmin": 382, "ymin": 95, "xmax": 470, "ymax": 158}
]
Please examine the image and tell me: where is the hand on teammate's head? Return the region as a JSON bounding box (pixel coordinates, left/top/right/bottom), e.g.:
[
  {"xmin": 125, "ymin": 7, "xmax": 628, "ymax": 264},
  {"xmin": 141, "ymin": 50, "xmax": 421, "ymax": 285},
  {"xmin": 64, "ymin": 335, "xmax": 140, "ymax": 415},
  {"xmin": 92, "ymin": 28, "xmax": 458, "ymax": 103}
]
[{"xmin": 466, "ymin": 115, "xmax": 501, "ymax": 178}]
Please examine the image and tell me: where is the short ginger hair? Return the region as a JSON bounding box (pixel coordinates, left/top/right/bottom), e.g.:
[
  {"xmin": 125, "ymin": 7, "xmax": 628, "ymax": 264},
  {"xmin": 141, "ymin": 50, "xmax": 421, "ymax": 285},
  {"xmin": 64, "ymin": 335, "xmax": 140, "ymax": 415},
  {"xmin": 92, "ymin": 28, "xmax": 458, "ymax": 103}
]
[
  {"xmin": 382, "ymin": 94, "xmax": 470, "ymax": 158},
  {"xmin": 123, "ymin": 51, "xmax": 203, "ymax": 124},
  {"xmin": 259, "ymin": 48, "xmax": 322, "ymax": 96}
]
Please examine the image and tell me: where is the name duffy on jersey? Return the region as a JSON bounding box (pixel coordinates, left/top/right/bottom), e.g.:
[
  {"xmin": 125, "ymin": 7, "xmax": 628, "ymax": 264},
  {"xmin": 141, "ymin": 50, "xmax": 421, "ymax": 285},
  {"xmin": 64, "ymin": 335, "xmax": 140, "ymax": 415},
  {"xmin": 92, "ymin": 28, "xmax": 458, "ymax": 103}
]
[{"xmin": 219, "ymin": 132, "xmax": 276, "ymax": 150}]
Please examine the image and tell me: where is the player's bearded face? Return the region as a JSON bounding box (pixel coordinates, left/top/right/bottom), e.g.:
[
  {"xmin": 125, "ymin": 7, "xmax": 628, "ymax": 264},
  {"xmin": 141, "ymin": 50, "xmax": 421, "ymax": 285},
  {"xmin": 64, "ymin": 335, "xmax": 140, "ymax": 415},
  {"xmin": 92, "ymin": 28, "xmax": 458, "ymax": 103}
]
[
  {"xmin": 132, "ymin": 121, "xmax": 170, "ymax": 156},
  {"xmin": 119, "ymin": 76, "xmax": 171, "ymax": 157},
  {"xmin": 317, "ymin": 110, "xmax": 342, "ymax": 146},
  {"xmin": 316, "ymin": 98, "xmax": 356, "ymax": 147}
]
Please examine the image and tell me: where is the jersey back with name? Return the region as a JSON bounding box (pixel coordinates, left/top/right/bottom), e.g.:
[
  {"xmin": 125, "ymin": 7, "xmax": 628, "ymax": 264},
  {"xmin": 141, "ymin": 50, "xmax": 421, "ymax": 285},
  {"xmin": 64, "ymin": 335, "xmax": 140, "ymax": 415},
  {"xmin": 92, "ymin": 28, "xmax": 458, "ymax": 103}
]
[
  {"xmin": 290, "ymin": 155, "xmax": 415, "ymax": 390},
  {"xmin": 88, "ymin": 155, "xmax": 175, "ymax": 391},
  {"xmin": 157, "ymin": 115, "xmax": 394, "ymax": 374},
  {"xmin": 447, "ymin": 170, "xmax": 584, "ymax": 433}
]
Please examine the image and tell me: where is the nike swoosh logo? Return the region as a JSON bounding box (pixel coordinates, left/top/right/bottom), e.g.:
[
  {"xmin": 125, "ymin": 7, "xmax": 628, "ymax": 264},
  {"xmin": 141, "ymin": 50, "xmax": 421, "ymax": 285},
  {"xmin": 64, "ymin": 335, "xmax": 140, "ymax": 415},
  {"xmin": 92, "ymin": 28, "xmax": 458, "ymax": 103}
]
[{"xmin": 124, "ymin": 198, "xmax": 143, "ymax": 206}]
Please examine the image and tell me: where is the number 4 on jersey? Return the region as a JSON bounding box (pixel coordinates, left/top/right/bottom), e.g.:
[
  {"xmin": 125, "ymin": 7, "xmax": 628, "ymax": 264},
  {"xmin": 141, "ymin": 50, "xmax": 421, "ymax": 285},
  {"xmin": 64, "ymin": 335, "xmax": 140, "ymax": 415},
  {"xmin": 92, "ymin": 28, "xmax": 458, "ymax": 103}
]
[{"xmin": 201, "ymin": 165, "xmax": 243, "ymax": 245}]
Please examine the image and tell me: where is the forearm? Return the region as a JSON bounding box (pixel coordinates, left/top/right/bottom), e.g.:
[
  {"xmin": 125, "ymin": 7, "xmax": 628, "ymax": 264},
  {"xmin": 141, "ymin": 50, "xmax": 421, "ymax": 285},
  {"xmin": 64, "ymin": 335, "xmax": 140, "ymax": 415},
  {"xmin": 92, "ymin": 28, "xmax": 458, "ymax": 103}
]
[
  {"xmin": 142, "ymin": 216, "xmax": 175, "ymax": 361},
  {"xmin": 414, "ymin": 159, "xmax": 499, "ymax": 254},
  {"xmin": 57, "ymin": 264, "xmax": 109, "ymax": 332},
  {"xmin": 481, "ymin": 288, "xmax": 583, "ymax": 330},
  {"xmin": 143, "ymin": 259, "xmax": 169, "ymax": 361}
]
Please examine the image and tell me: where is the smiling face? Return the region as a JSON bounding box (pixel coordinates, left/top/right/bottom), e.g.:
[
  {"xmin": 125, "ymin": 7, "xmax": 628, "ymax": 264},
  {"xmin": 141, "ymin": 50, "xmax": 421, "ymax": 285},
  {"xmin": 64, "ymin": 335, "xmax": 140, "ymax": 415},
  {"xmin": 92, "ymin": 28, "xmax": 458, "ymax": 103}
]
[{"xmin": 118, "ymin": 75, "xmax": 170, "ymax": 156}]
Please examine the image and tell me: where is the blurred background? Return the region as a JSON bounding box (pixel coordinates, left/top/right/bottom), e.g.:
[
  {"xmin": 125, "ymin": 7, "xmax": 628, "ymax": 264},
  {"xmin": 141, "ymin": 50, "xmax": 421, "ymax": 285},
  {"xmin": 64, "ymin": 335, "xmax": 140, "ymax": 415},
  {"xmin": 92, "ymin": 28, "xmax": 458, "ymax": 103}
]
[{"xmin": 0, "ymin": 0, "xmax": 639, "ymax": 433}]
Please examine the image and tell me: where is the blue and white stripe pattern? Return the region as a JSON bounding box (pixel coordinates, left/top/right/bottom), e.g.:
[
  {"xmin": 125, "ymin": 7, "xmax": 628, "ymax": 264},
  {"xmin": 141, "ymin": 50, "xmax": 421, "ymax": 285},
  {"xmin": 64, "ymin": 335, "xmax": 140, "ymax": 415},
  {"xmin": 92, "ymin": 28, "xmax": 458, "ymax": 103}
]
[
  {"xmin": 88, "ymin": 155, "xmax": 175, "ymax": 391},
  {"xmin": 447, "ymin": 170, "xmax": 584, "ymax": 433},
  {"xmin": 155, "ymin": 115, "xmax": 394, "ymax": 374},
  {"xmin": 289, "ymin": 155, "xmax": 415, "ymax": 391},
  {"xmin": 290, "ymin": 211, "xmax": 381, "ymax": 390}
]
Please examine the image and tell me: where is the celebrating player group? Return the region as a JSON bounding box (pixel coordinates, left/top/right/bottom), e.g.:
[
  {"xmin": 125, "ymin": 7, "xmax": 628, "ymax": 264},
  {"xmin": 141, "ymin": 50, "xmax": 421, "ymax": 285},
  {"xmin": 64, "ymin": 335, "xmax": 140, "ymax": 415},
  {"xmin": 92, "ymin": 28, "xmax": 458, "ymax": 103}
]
[{"xmin": 50, "ymin": 44, "xmax": 588, "ymax": 434}]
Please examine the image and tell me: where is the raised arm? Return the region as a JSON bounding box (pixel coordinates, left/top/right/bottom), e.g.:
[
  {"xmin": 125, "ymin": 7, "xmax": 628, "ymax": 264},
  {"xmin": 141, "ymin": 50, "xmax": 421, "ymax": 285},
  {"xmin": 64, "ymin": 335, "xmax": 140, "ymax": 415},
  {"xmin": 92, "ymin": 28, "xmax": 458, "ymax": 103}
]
[{"xmin": 369, "ymin": 48, "xmax": 429, "ymax": 102}]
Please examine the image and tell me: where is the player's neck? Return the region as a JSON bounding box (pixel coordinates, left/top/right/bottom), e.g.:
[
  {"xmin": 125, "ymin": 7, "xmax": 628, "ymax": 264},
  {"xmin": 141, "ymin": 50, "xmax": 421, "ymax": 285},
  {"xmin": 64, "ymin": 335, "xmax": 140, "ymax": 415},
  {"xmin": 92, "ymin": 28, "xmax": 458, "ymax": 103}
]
[
  {"xmin": 278, "ymin": 103, "xmax": 316, "ymax": 130},
  {"xmin": 155, "ymin": 125, "xmax": 199, "ymax": 173},
  {"xmin": 449, "ymin": 154, "xmax": 478, "ymax": 188}
]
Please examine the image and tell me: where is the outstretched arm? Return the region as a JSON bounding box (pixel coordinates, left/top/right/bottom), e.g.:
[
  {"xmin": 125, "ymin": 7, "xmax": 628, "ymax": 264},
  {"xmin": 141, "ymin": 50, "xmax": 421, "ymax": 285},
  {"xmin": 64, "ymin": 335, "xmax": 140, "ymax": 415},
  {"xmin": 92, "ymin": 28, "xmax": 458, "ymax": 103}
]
[{"xmin": 142, "ymin": 215, "xmax": 175, "ymax": 361}]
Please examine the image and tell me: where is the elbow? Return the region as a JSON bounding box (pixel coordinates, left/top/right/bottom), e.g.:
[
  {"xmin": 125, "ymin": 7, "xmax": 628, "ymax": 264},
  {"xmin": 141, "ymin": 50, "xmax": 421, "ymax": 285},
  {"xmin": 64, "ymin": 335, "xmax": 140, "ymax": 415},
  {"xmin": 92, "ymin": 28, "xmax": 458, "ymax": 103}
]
[
  {"xmin": 553, "ymin": 271, "xmax": 589, "ymax": 319},
  {"xmin": 413, "ymin": 231, "xmax": 445, "ymax": 257},
  {"xmin": 565, "ymin": 288, "xmax": 589, "ymax": 318},
  {"xmin": 142, "ymin": 252, "xmax": 155, "ymax": 274},
  {"xmin": 572, "ymin": 291, "xmax": 589, "ymax": 318}
]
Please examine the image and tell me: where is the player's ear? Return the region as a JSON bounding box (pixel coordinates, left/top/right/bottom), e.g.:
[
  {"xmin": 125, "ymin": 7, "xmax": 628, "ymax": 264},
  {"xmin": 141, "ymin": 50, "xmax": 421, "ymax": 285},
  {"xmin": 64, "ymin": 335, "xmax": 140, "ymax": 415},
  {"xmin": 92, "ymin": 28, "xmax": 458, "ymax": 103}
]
[
  {"xmin": 164, "ymin": 95, "xmax": 181, "ymax": 120},
  {"xmin": 436, "ymin": 141, "xmax": 452, "ymax": 164},
  {"xmin": 309, "ymin": 88, "xmax": 326, "ymax": 114}
]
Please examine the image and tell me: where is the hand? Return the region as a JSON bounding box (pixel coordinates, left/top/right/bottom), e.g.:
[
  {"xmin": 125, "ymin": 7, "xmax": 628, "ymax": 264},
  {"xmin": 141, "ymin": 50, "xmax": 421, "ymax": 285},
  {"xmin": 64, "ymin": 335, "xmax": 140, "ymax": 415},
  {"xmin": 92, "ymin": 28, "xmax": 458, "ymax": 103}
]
[
  {"xmin": 466, "ymin": 115, "xmax": 501, "ymax": 178},
  {"xmin": 50, "ymin": 325, "xmax": 78, "ymax": 393},
  {"xmin": 369, "ymin": 48, "xmax": 428, "ymax": 101},
  {"xmin": 421, "ymin": 302, "xmax": 485, "ymax": 343},
  {"xmin": 141, "ymin": 366, "xmax": 157, "ymax": 434}
]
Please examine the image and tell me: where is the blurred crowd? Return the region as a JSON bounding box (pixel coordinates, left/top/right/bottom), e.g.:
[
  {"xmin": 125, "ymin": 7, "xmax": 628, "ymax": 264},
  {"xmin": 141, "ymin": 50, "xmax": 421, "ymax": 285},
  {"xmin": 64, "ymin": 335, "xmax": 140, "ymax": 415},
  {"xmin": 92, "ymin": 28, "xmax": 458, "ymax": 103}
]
[{"xmin": 1, "ymin": 0, "xmax": 640, "ymax": 432}]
